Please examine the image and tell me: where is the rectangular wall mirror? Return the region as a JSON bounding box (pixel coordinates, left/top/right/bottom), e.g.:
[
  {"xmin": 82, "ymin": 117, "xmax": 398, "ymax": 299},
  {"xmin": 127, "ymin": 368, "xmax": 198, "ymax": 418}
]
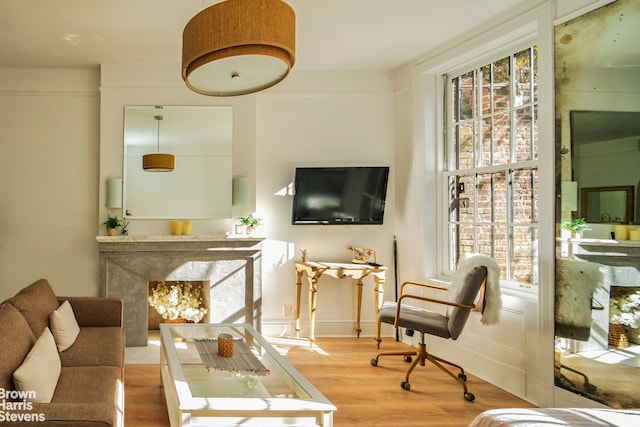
[
  {"xmin": 571, "ymin": 109, "xmax": 640, "ymax": 224},
  {"xmin": 554, "ymin": 0, "xmax": 640, "ymax": 409},
  {"xmin": 581, "ymin": 185, "xmax": 634, "ymax": 223},
  {"xmin": 123, "ymin": 105, "xmax": 233, "ymax": 219}
]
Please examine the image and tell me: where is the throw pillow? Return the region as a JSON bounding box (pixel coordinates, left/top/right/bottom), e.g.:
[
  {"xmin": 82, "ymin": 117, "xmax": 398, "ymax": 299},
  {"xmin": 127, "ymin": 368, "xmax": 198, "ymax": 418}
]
[
  {"xmin": 13, "ymin": 327, "xmax": 61, "ymax": 403},
  {"xmin": 49, "ymin": 300, "xmax": 80, "ymax": 351}
]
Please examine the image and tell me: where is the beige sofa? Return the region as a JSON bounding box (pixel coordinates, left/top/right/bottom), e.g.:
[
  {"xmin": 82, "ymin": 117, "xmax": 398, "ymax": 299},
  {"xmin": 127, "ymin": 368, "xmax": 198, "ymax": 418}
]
[{"xmin": 0, "ymin": 279, "xmax": 124, "ymax": 427}]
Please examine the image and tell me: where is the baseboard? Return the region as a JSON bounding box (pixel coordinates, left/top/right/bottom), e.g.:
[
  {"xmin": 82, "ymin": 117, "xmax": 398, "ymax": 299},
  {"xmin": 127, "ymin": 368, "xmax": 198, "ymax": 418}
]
[
  {"xmin": 261, "ymin": 319, "xmax": 396, "ymax": 339},
  {"xmin": 424, "ymin": 335, "xmax": 529, "ymax": 401}
]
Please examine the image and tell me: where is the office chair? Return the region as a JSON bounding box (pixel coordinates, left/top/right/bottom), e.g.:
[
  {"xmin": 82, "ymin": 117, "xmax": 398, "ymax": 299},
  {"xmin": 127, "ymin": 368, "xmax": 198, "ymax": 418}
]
[{"xmin": 371, "ymin": 254, "xmax": 501, "ymax": 401}]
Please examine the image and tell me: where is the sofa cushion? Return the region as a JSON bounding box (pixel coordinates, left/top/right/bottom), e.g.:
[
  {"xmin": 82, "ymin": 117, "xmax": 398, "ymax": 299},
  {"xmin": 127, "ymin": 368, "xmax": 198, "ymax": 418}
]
[
  {"xmin": 50, "ymin": 300, "xmax": 81, "ymax": 351},
  {"xmin": 59, "ymin": 297, "xmax": 124, "ymax": 328},
  {"xmin": 28, "ymin": 366, "xmax": 123, "ymax": 427},
  {"xmin": 59, "ymin": 327, "xmax": 124, "ymax": 368},
  {"xmin": 13, "ymin": 327, "xmax": 61, "ymax": 403},
  {"xmin": 6, "ymin": 279, "xmax": 60, "ymax": 337},
  {"xmin": 0, "ymin": 303, "xmax": 36, "ymax": 391},
  {"xmin": 52, "ymin": 366, "xmax": 123, "ymax": 403}
]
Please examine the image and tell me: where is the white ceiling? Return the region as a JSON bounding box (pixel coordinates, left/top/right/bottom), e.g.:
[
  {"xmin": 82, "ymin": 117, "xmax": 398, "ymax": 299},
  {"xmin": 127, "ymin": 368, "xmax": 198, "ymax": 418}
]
[{"xmin": 0, "ymin": 0, "xmax": 531, "ymax": 71}]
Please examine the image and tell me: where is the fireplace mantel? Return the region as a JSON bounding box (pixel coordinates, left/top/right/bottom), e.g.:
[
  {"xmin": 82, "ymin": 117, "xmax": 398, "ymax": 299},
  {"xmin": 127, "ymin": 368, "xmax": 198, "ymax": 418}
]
[
  {"xmin": 96, "ymin": 234, "xmax": 264, "ymax": 249},
  {"xmin": 97, "ymin": 235, "xmax": 264, "ymax": 346}
]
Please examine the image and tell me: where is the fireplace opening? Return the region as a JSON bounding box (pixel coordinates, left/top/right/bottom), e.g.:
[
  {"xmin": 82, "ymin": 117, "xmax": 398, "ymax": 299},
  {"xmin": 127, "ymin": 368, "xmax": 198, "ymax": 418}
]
[{"xmin": 148, "ymin": 280, "xmax": 210, "ymax": 329}]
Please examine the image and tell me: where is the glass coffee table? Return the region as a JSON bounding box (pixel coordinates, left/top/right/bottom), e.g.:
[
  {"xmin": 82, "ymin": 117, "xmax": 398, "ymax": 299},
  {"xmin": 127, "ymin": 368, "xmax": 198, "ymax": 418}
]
[{"xmin": 159, "ymin": 323, "xmax": 335, "ymax": 426}]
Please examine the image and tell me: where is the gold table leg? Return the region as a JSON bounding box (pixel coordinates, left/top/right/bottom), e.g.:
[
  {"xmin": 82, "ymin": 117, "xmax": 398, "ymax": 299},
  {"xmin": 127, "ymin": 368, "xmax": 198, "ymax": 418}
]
[
  {"xmin": 356, "ymin": 278, "xmax": 364, "ymax": 337},
  {"xmin": 295, "ymin": 270, "xmax": 303, "ymax": 338},
  {"xmin": 374, "ymin": 275, "xmax": 385, "ymax": 345},
  {"xmin": 308, "ymin": 275, "xmax": 318, "ymax": 346}
]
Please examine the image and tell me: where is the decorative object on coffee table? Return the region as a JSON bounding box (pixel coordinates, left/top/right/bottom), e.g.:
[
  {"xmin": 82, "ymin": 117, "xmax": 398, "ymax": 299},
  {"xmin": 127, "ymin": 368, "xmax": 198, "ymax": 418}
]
[{"xmin": 217, "ymin": 333, "xmax": 234, "ymax": 357}]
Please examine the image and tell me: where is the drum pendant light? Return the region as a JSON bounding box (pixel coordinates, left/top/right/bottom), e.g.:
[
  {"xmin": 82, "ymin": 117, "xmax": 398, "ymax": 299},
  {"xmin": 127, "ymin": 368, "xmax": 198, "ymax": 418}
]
[
  {"xmin": 142, "ymin": 115, "xmax": 175, "ymax": 172},
  {"xmin": 182, "ymin": 0, "xmax": 296, "ymax": 97}
]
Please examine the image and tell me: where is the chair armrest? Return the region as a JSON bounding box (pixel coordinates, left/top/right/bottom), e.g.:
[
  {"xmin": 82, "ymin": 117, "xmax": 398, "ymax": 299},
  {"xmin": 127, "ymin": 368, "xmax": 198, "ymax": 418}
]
[
  {"xmin": 394, "ymin": 294, "xmax": 475, "ymax": 328},
  {"xmin": 401, "ymin": 280, "xmax": 449, "ymax": 293},
  {"xmin": 57, "ymin": 297, "xmax": 123, "ymax": 327}
]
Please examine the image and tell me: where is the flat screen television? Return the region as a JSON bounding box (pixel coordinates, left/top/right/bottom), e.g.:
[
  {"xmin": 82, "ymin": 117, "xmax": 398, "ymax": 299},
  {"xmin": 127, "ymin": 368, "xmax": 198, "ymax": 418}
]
[{"xmin": 291, "ymin": 166, "xmax": 390, "ymax": 225}]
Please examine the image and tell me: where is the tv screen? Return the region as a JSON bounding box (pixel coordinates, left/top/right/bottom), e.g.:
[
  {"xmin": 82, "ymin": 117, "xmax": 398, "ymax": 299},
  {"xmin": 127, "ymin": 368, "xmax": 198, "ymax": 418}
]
[{"xmin": 291, "ymin": 166, "xmax": 390, "ymax": 225}]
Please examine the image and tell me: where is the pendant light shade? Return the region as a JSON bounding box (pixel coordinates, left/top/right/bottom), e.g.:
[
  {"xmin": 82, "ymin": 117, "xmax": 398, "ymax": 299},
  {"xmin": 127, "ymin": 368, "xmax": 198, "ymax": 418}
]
[
  {"xmin": 142, "ymin": 153, "xmax": 175, "ymax": 172},
  {"xmin": 143, "ymin": 115, "xmax": 175, "ymax": 172},
  {"xmin": 182, "ymin": 0, "xmax": 296, "ymax": 97}
]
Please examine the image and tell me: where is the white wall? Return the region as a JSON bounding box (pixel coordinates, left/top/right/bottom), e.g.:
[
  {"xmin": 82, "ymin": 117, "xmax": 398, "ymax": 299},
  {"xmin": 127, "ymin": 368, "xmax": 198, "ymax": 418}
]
[
  {"xmin": 0, "ymin": 68, "xmax": 100, "ymax": 299},
  {"xmin": 389, "ymin": 1, "xmax": 552, "ymax": 405},
  {"xmin": 98, "ymin": 64, "xmax": 397, "ymax": 338},
  {"xmin": 255, "ymin": 71, "xmax": 396, "ymax": 337},
  {"xmin": 387, "ymin": 0, "xmax": 620, "ymax": 408}
]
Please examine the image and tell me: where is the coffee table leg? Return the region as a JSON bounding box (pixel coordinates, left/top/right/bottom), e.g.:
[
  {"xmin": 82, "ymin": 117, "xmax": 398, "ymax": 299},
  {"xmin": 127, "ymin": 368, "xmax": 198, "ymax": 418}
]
[{"xmin": 159, "ymin": 339, "xmax": 165, "ymax": 387}]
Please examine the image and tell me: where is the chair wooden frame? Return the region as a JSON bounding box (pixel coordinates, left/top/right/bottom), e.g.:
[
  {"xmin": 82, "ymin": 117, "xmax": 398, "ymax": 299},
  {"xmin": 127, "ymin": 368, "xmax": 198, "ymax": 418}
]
[{"xmin": 371, "ymin": 276, "xmax": 486, "ymax": 402}]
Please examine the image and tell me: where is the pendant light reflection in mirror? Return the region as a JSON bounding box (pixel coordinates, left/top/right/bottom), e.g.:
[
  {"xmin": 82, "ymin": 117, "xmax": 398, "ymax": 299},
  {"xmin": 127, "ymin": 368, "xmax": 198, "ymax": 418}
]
[{"xmin": 142, "ymin": 112, "xmax": 175, "ymax": 172}]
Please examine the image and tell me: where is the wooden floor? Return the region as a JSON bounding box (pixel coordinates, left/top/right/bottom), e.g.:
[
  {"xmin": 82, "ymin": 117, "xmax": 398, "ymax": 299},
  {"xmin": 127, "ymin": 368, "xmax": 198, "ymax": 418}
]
[{"xmin": 125, "ymin": 337, "xmax": 534, "ymax": 426}]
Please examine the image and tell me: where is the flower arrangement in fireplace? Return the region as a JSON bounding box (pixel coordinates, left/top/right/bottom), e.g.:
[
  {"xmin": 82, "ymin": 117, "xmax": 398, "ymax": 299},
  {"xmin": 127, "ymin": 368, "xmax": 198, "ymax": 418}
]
[
  {"xmin": 148, "ymin": 281, "xmax": 208, "ymax": 323},
  {"xmin": 610, "ymin": 291, "xmax": 640, "ymax": 329}
]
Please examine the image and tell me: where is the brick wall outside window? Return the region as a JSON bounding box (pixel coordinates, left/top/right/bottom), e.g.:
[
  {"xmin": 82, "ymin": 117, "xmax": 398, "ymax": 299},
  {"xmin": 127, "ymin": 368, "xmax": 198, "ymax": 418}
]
[{"xmin": 445, "ymin": 46, "xmax": 538, "ymax": 286}]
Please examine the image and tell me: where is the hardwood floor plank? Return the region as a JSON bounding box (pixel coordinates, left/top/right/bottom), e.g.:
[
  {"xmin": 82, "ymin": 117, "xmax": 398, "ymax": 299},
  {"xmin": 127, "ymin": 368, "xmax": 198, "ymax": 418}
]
[{"xmin": 125, "ymin": 337, "xmax": 534, "ymax": 426}]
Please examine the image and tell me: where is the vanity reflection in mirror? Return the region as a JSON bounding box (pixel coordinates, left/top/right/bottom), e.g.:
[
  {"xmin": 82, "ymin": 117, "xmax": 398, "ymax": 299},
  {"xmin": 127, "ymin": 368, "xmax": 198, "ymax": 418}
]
[
  {"xmin": 581, "ymin": 186, "xmax": 634, "ymax": 223},
  {"xmin": 555, "ymin": 0, "xmax": 640, "ymax": 409},
  {"xmin": 123, "ymin": 106, "xmax": 233, "ymax": 219}
]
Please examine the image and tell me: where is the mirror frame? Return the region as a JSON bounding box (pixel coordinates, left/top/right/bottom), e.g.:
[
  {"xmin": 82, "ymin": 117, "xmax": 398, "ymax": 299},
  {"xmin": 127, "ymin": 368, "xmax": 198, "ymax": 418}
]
[{"xmin": 580, "ymin": 185, "xmax": 634, "ymax": 223}]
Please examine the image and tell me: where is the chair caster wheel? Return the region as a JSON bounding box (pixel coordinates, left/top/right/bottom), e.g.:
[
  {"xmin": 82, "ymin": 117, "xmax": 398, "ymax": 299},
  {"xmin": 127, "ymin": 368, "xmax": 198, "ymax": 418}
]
[
  {"xmin": 403, "ymin": 355, "xmax": 412, "ymax": 363},
  {"xmin": 370, "ymin": 359, "xmax": 378, "ymax": 367},
  {"xmin": 401, "ymin": 381, "xmax": 411, "ymax": 391},
  {"xmin": 458, "ymin": 373, "xmax": 467, "ymax": 381},
  {"xmin": 464, "ymin": 392, "xmax": 475, "ymax": 402}
]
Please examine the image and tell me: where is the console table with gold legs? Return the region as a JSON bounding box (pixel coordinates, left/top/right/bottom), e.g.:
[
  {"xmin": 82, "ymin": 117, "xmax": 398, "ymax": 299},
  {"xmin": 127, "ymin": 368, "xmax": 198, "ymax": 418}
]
[{"xmin": 294, "ymin": 261, "xmax": 387, "ymax": 345}]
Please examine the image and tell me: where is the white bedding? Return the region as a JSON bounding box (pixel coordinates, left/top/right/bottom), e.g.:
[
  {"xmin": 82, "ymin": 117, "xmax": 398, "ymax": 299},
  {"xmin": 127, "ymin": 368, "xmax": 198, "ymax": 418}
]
[{"xmin": 469, "ymin": 408, "xmax": 640, "ymax": 427}]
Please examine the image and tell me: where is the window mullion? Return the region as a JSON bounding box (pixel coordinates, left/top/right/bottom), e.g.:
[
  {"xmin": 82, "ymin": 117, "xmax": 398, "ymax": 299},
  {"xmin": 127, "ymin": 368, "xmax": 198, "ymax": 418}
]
[
  {"xmin": 506, "ymin": 169, "xmax": 514, "ymax": 281},
  {"xmin": 510, "ymin": 53, "xmax": 517, "ymax": 164},
  {"xmin": 476, "ymin": 69, "xmax": 482, "ymax": 168}
]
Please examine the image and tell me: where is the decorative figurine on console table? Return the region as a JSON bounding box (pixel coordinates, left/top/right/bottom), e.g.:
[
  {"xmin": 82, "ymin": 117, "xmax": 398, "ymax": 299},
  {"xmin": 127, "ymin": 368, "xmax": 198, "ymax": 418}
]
[
  {"xmin": 299, "ymin": 248, "xmax": 309, "ymax": 263},
  {"xmin": 347, "ymin": 246, "xmax": 378, "ymax": 265}
]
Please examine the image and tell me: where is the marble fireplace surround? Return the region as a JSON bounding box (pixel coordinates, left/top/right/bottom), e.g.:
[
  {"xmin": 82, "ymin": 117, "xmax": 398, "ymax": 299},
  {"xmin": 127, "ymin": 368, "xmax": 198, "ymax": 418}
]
[
  {"xmin": 562, "ymin": 238, "xmax": 640, "ymax": 351},
  {"xmin": 97, "ymin": 235, "xmax": 263, "ymax": 346}
]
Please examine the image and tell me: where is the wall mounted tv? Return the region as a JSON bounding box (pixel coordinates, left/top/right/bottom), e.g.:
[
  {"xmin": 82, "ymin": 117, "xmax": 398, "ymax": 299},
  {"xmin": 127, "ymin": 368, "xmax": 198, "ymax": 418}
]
[{"xmin": 291, "ymin": 166, "xmax": 390, "ymax": 225}]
